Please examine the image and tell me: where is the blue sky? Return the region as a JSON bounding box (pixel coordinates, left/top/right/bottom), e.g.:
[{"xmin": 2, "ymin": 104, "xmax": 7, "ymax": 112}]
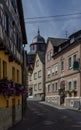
[{"xmin": 22, "ymin": 0, "xmax": 81, "ymax": 52}]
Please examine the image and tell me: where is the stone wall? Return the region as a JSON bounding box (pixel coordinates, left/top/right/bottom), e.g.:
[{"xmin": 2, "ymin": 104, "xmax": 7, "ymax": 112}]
[
  {"xmin": 0, "ymin": 107, "xmax": 12, "ymax": 130},
  {"xmin": 0, "ymin": 105, "xmax": 22, "ymax": 130},
  {"xmin": 65, "ymin": 97, "xmax": 81, "ymax": 108},
  {"xmin": 15, "ymin": 105, "xmax": 22, "ymax": 124},
  {"xmin": 45, "ymin": 96, "xmax": 60, "ymax": 105},
  {"xmin": 33, "ymin": 93, "xmax": 44, "ymax": 101}
]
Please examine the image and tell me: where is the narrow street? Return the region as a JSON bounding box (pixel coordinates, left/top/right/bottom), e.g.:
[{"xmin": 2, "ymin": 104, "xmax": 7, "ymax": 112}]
[{"xmin": 8, "ymin": 101, "xmax": 81, "ymax": 130}]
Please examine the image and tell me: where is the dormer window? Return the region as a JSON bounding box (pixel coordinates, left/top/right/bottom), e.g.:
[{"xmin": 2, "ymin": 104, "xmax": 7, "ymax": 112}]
[
  {"xmin": 58, "ymin": 46, "xmax": 61, "ymax": 52},
  {"xmin": 70, "ymin": 37, "xmax": 74, "ymax": 44}
]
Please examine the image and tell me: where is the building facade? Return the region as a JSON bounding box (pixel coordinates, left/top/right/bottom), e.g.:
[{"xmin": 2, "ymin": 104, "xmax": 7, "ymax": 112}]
[
  {"xmin": 45, "ymin": 31, "xmax": 81, "ymax": 108},
  {"xmin": 45, "ymin": 37, "xmax": 66, "ymax": 105},
  {"xmin": 27, "ymin": 30, "xmax": 46, "ymax": 73},
  {"xmin": 27, "ymin": 30, "xmax": 46, "ymax": 99},
  {"xmin": 28, "ymin": 52, "xmax": 45, "ymax": 100},
  {"xmin": 0, "ymin": 0, "xmax": 27, "ymax": 130}
]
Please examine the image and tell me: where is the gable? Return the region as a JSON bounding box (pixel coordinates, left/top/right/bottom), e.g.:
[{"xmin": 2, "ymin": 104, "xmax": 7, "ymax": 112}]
[{"xmin": 45, "ymin": 40, "xmax": 54, "ymax": 54}]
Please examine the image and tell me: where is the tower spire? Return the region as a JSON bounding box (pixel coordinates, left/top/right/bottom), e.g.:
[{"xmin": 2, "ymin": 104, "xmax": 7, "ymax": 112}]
[{"xmin": 38, "ymin": 27, "xmax": 40, "ymax": 35}]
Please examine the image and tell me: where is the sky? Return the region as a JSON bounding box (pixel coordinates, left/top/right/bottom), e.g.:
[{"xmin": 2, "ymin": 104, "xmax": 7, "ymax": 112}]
[{"xmin": 22, "ymin": 0, "xmax": 81, "ymax": 52}]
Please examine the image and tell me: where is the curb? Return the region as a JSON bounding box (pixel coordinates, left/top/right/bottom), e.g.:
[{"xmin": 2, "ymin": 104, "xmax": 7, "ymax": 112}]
[{"xmin": 40, "ymin": 101, "xmax": 81, "ymax": 112}]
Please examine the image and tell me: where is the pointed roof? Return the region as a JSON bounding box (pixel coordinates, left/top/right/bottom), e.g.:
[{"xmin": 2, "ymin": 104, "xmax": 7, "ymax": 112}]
[
  {"xmin": 38, "ymin": 51, "xmax": 45, "ymax": 64},
  {"xmin": 47, "ymin": 37, "xmax": 67, "ymax": 47}
]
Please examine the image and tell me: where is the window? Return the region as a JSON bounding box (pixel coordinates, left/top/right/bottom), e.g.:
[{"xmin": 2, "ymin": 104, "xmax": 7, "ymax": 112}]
[
  {"xmin": 38, "ymin": 70, "xmax": 42, "ymax": 78},
  {"xmin": 52, "ymin": 65, "xmax": 55, "ymax": 75},
  {"xmin": 70, "ymin": 37, "xmax": 74, "ymax": 44},
  {"xmin": 52, "ymin": 83, "xmax": 54, "ymax": 92},
  {"xmin": 3, "ymin": 13, "xmax": 9, "ymax": 36},
  {"xmin": 34, "ymin": 73, "xmax": 37, "ymax": 79},
  {"xmin": 47, "ymin": 52, "xmax": 50, "ymax": 61},
  {"xmin": 47, "ymin": 50, "xmax": 52, "ymax": 61},
  {"xmin": 68, "ymin": 57, "xmax": 72, "ymax": 69},
  {"xmin": 55, "ymin": 64, "xmax": 58, "ymax": 74},
  {"xmin": 52, "ymin": 82, "xmax": 58, "ymax": 92},
  {"xmin": 68, "ymin": 81, "xmax": 72, "ymax": 90},
  {"xmin": 47, "ymin": 67, "xmax": 51, "ymax": 77},
  {"xmin": 55, "ymin": 82, "xmax": 58, "ymax": 91},
  {"xmin": 50, "ymin": 50, "xmax": 52, "ymax": 60},
  {"xmin": 12, "ymin": 67, "xmax": 15, "ymax": 81},
  {"xmin": 17, "ymin": 69, "xmax": 19, "ymax": 83},
  {"xmin": 34, "ymin": 84, "xmax": 37, "ymax": 91},
  {"xmin": 36, "ymin": 59, "xmax": 39, "ymax": 67},
  {"xmin": 73, "ymin": 80, "xmax": 77, "ymax": 90},
  {"xmin": 3, "ymin": 61, "xmax": 7, "ymax": 78},
  {"xmin": 52, "ymin": 64, "xmax": 58, "ymax": 75},
  {"xmin": 68, "ymin": 54, "xmax": 77, "ymax": 69},
  {"xmin": 38, "ymin": 83, "xmax": 42, "ymax": 90},
  {"xmin": 61, "ymin": 60, "xmax": 64, "ymax": 72},
  {"xmin": 48, "ymin": 84, "xmax": 50, "ymax": 93},
  {"xmin": 73, "ymin": 54, "xmax": 77, "ymax": 62}
]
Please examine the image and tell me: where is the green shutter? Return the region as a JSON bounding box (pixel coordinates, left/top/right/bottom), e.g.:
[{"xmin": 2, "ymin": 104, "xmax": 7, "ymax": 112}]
[{"xmin": 73, "ymin": 61, "xmax": 79, "ymax": 70}]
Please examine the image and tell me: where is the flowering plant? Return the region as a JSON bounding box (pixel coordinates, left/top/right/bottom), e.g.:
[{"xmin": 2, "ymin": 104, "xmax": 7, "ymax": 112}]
[
  {"xmin": 0, "ymin": 78, "xmax": 26, "ymax": 97},
  {"xmin": 0, "ymin": 78, "xmax": 15, "ymax": 97},
  {"xmin": 15, "ymin": 83, "xmax": 26, "ymax": 96}
]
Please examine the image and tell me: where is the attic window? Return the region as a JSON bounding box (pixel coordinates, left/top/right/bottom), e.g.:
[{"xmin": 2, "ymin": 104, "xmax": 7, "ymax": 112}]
[
  {"xmin": 58, "ymin": 46, "xmax": 61, "ymax": 52},
  {"xmin": 70, "ymin": 37, "xmax": 74, "ymax": 44}
]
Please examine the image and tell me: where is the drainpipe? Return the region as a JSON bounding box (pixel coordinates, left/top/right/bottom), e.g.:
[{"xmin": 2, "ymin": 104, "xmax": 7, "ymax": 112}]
[
  {"xmin": 80, "ymin": 44, "xmax": 81, "ymax": 104},
  {"xmin": 22, "ymin": 44, "xmax": 25, "ymax": 119}
]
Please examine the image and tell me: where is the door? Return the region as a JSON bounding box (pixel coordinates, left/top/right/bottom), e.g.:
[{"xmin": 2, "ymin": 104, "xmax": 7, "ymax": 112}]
[
  {"xmin": 12, "ymin": 99, "xmax": 16, "ymax": 125},
  {"xmin": 60, "ymin": 80, "xmax": 65, "ymax": 104}
]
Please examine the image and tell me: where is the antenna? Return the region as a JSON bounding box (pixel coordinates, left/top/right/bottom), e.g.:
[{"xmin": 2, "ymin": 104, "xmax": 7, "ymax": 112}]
[{"xmin": 65, "ymin": 31, "xmax": 68, "ymax": 38}]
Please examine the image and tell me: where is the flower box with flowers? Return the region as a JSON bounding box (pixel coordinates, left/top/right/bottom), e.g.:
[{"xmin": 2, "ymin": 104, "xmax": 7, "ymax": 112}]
[
  {"xmin": 0, "ymin": 78, "xmax": 16, "ymax": 97},
  {"xmin": 15, "ymin": 83, "xmax": 26, "ymax": 96},
  {"xmin": 0, "ymin": 78, "xmax": 27, "ymax": 97}
]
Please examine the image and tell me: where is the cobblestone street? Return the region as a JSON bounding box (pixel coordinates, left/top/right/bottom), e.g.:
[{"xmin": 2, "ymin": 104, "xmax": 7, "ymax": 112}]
[{"xmin": 8, "ymin": 101, "xmax": 81, "ymax": 130}]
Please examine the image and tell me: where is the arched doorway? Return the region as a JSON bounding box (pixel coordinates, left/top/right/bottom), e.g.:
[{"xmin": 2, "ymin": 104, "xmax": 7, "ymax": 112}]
[{"xmin": 59, "ymin": 80, "xmax": 65, "ymax": 104}]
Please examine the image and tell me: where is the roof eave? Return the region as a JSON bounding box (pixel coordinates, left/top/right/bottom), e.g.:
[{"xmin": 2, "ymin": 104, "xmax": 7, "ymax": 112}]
[{"xmin": 17, "ymin": 0, "xmax": 27, "ymax": 44}]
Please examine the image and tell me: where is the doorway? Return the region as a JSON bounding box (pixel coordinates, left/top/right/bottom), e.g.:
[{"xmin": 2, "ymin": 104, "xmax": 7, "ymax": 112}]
[
  {"xmin": 12, "ymin": 98, "xmax": 16, "ymax": 125},
  {"xmin": 59, "ymin": 80, "xmax": 65, "ymax": 104}
]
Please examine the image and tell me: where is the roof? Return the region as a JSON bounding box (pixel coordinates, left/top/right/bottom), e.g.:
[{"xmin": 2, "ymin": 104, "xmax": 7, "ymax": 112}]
[
  {"xmin": 17, "ymin": 0, "xmax": 27, "ymax": 44},
  {"xmin": 38, "ymin": 51, "xmax": 45, "ymax": 64},
  {"xmin": 27, "ymin": 53, "xmax": 36, "ymax": 64},
  {"xmin": 32, "ymin": 30, "xmax": 45, "ymax": 44},
  {"xmin": 47, "ymin": 37, "xmax": 67, "ymax": 47},
  {"xmin": 69, "ymin": 30, "xmax": 81, "ymax": 39}
]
